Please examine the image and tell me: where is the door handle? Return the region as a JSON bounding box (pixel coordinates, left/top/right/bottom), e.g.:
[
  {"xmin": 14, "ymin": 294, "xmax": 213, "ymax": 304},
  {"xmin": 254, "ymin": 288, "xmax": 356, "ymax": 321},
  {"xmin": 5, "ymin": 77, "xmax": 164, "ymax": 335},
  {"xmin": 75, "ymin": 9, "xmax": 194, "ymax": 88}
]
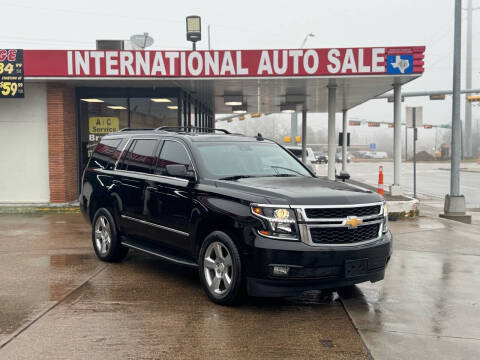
[
  {"xmin": 112, "ymin": 179, "xmax": 121, "ymax": 185},
  {"xmin": 146, "ymin": 185, "xmax": 158, "ymax": 191}
]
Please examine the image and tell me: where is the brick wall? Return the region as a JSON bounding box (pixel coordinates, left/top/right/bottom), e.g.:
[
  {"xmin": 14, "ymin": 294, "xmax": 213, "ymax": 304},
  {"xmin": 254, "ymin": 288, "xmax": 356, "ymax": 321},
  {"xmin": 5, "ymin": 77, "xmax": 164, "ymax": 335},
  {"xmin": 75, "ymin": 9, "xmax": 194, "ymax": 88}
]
[{"xmin": 47, "ymin": 83, "xmax": 78, "ymax": 203}]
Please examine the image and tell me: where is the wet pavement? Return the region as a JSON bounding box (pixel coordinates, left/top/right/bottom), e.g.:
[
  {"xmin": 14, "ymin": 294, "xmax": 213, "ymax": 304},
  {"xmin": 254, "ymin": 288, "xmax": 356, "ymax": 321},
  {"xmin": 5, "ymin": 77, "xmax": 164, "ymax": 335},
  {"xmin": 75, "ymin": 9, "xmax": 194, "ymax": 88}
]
[
  {"xmin": 1, "ymin": 213, "xmax": 479, "ymax": 359},
  {"xmin": 341, "ymin": 218, "xmax": 480, "ymax": 360},
  {"xmin": 0, "ymin": 214, "xmax": 368, "ymax": 359}
]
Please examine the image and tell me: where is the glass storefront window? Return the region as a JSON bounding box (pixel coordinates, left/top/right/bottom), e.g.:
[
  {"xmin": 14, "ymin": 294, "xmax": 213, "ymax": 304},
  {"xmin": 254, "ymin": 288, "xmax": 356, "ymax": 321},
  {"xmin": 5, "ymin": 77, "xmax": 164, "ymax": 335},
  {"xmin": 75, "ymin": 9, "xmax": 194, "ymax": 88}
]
[
  {"xmin": 78, "ymin": 89, "xmax": 212, "ymax": 176},
  {"xmin": 129, "ymin": 97, "xmax": 178, "ymax": 130},
  {"xmin": 79, "ymin": 97, "xmax": 129, "ymax": 170}
]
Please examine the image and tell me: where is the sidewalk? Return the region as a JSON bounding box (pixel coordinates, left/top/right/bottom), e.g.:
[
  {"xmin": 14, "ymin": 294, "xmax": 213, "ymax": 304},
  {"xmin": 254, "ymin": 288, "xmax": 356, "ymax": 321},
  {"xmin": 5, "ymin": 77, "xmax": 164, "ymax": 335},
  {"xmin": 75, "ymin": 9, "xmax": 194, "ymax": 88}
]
[{"xmin": 340, "ymin": 216, "xmax": 480, "ymax": 360}]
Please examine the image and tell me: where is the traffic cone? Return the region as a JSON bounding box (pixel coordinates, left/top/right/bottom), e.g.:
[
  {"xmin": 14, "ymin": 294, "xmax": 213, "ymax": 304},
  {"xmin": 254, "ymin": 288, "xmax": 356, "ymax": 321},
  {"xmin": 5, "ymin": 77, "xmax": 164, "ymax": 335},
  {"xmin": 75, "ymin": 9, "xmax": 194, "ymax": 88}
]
[{"xmin": 377, "ymin": 166, "xmax": 384, "ymax": 196}]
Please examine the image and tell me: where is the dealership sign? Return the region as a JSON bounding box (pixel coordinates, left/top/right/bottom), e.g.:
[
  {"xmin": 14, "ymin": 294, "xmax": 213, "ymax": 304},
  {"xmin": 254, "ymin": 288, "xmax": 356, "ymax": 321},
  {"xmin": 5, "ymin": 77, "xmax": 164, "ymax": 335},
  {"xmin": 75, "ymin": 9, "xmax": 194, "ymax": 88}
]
[{"xmin": 23, "ymin": 47, "xmax": 424, "ymax": 78}]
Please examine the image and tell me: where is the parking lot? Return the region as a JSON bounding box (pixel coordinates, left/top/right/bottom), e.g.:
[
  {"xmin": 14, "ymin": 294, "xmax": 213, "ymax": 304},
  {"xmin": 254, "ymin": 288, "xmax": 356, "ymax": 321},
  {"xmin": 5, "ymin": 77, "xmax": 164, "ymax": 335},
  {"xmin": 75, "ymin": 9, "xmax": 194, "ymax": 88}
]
[{"xmin": 1, "ymin": 212, "xmax": 480, "ymax": 359}]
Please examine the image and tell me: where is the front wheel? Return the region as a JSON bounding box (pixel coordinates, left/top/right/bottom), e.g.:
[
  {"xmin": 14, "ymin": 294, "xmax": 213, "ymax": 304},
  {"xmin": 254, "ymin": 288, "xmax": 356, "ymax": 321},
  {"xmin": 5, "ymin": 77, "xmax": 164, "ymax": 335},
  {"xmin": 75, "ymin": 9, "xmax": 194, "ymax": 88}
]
[{"xmin": 199, "ymin": 231, "xmax": 244, "ymax": 305}]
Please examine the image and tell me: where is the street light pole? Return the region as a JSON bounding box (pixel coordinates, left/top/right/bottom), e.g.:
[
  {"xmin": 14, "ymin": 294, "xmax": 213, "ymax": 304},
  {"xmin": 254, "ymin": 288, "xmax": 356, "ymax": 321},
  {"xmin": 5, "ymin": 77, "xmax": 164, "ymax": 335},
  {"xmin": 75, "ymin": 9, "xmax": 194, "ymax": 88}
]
[
  {"xmin": 465, "ymin": 0, "xmax": 473, "ymax": 157},
  {"xmin": 441, "ymin": 0, "xmax": 471, "ymax": 223}
]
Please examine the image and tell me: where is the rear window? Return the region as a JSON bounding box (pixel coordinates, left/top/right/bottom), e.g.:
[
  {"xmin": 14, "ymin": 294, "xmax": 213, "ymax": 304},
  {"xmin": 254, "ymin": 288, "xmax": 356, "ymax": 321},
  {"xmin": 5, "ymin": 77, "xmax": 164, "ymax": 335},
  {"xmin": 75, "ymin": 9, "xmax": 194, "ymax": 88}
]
[
  {"xmin": 89, "ymin": 138, "xmax": 123, "ymax": 170},
  {"xmin": 287, "ymin": 148, "xmax": 302, "ymax": 157}
]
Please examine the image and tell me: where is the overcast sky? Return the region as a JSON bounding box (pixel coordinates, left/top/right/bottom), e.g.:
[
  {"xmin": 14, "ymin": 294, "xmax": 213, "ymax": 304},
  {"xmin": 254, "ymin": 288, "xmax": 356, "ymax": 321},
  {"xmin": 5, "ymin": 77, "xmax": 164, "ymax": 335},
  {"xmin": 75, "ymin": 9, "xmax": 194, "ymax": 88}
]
[{"xmin": 2, "ymin": 0, "xmax": 479, "ymax": 129}]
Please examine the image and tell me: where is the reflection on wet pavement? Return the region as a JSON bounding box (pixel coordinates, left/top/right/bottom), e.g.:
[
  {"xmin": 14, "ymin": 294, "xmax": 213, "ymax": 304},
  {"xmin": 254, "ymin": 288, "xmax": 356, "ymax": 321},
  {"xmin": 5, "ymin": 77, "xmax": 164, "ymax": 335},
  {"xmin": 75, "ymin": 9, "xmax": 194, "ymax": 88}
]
[
  {"xmin": 0, "ymin": 214, "xmax": 368, "ymax": 359},
  {"xmin": 341, "ymin": 216, "xmax": 480, "ymax": 360}
]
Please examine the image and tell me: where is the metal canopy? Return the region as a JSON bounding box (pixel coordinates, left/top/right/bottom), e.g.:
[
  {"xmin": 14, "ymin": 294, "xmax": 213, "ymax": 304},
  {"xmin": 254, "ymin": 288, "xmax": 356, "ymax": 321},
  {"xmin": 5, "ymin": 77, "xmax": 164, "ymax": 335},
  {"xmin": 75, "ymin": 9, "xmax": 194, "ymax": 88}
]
[
  {"xmin": 22, "ymin": 47, "xmax": 425, "ymax": 114},
  {"xmin": 34, "ymin": 74, "xmax": 420, "ymax": 114}
]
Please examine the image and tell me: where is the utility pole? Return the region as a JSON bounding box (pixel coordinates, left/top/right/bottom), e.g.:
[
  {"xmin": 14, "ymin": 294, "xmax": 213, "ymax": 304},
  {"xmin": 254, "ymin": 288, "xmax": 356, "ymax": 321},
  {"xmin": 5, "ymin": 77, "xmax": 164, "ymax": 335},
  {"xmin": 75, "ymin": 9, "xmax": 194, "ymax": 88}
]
[
  {"xmin": 292, "ymin": 33, "xmax": 315, "ymax": 147},
  {"xmin": 441, "ymin": 0, "xmax": 471, "ymax": 223},
  {"xmin": 464, "ymin": 0, "xmax": 473, "ymax": 157}
]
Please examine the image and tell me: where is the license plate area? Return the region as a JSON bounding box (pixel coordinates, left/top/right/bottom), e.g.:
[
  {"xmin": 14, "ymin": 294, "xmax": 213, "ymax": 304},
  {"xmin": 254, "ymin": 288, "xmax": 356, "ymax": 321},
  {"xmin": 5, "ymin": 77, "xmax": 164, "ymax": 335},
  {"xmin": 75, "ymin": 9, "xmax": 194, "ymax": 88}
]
[{"xmin": 345, "ymin": 258, "xmax": 368, "ymax": 278}]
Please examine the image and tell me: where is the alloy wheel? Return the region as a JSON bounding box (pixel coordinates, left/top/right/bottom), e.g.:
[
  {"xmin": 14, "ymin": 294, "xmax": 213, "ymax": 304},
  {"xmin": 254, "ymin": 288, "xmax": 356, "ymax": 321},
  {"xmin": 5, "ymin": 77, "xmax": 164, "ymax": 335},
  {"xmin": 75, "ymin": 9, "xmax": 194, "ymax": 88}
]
[
  {"xmin": 94, "ymin": 215, "xmax": 111, "ymax": 256},
  {"xmin": 203, "ymin": 241, "xmax": 234, "ymax": 296}
]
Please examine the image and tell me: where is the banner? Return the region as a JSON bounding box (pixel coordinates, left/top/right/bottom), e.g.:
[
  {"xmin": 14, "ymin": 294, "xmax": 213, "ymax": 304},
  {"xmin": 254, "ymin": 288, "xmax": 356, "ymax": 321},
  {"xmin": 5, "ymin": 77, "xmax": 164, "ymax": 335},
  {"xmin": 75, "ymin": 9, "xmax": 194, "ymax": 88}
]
[{"xmin": 0, "ymin": 49, "xmax": 24, "ymax": 98}]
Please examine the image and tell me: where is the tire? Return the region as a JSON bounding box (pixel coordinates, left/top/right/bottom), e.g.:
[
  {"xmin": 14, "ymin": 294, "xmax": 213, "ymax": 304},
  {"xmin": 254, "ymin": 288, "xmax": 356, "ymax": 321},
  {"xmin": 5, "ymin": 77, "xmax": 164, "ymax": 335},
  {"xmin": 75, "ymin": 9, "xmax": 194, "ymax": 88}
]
[
  {"xmin": 92, "ymin": 207, "xmax": 129, "ymax": 262},
  {"xmin": 198, "ymin": 231, "xmax": 244, "ymax": 305}
]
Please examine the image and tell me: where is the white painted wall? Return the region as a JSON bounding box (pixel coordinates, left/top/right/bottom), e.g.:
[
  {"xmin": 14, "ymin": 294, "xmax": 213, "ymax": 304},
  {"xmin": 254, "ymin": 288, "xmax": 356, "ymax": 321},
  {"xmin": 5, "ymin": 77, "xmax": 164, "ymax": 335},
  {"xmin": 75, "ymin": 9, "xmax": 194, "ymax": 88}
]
[{"xmin": 0, "ymin": 82, "xmax": 50, "ymax": 203}]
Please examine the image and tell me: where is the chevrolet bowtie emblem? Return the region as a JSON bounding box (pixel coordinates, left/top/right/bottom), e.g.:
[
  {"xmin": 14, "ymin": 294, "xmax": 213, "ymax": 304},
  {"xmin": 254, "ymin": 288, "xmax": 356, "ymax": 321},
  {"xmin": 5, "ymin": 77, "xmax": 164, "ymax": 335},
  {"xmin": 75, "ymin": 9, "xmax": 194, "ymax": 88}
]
[{"xmin": 345, "ymin": 216, "xmax": 363, "ymax": 228}]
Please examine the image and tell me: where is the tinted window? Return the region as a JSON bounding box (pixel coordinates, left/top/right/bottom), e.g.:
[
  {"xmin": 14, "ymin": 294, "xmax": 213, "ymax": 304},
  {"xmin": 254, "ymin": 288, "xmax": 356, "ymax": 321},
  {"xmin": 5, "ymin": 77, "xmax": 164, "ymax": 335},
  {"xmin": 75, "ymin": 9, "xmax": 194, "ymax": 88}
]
[
  {"xmin": 155, "ymin": 141, "xmax": 192, "ymax": 176},
  {"xmin": 89, "ymin": 138, "xmax": 123, "ymax": 170},
  {"xmin": 288, "ymin": 149, "xmax": 302, "ymax": 157},
  {"xmin": 194, "ymin": 142, "xmax": 311, "ymax": 179},
  {"xmin": 119, "ymin": 139, "xmax": 157, "ymax": 174}
]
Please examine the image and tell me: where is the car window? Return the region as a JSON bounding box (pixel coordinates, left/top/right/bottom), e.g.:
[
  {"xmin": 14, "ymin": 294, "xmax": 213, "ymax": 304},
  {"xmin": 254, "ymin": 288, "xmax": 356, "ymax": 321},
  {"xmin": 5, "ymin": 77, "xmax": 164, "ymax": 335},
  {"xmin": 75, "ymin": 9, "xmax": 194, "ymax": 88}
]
[
  {"xmin": 89, "ymin": 138, "xmax": 123, "ymax": 170},
  {"xmin": 155, "ymin": 140, "xmax": 192, "ymax": 176},
  {"xmin": 194, "ymin": 142, "xmax": 311, "ymax": 179},
  {"xmin": 288, "ymin": 148, "xmax": 302, "ymax": 157},
  {"xmin": 118, "ymin": 139, "xmax": 157, "ymax": 174}
]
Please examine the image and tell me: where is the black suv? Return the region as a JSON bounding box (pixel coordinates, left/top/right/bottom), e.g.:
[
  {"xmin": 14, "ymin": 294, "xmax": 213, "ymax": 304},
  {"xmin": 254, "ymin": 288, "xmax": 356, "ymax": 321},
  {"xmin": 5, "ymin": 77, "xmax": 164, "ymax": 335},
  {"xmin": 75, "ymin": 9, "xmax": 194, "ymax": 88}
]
[{"xmin": 80, "ymin": 127, "xmax": 392, "ymax": 305}]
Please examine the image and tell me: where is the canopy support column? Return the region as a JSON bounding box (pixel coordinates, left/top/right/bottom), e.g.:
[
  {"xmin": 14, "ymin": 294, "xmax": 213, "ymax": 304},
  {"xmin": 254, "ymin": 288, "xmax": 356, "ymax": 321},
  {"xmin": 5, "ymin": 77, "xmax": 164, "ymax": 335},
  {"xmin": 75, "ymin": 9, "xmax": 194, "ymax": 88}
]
[
  {"xmin": 301, "ymin": 109, "xmax": 307, "ymax": 164},
  {"xmin": 327, "ymin": 85, "xmax": 337, "ymax": 180},
  {"xmin": 341, "ymin": 110, "xmax": 348, "ymax": 174},
  {"xmin": 391, "ymin": 83, "xmax": 402, "ymax": 196},
  {"xmin": 291, "ymin": 113, "xmax": 298, "ymax": 145}
]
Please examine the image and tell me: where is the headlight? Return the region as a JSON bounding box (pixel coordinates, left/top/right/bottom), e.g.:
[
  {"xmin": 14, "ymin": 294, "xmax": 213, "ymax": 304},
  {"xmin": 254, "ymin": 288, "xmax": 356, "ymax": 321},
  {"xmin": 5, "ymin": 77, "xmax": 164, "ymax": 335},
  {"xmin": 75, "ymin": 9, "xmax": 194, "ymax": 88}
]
[
  {"xmin": 251, "ymin": 205, "xmax": 299, "ymax": 240},
  {"xmin": 382, "ymin": 203, "xmax": 389, "ymax": 233}
]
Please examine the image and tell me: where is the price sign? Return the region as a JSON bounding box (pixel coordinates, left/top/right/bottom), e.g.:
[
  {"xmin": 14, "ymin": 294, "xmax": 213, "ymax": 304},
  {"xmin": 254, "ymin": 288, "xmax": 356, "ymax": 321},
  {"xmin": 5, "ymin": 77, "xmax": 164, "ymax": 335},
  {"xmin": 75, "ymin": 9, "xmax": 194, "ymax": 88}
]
[{"xmin": 0, "ymin": 49, "xmax": 24, "ymax": 98}]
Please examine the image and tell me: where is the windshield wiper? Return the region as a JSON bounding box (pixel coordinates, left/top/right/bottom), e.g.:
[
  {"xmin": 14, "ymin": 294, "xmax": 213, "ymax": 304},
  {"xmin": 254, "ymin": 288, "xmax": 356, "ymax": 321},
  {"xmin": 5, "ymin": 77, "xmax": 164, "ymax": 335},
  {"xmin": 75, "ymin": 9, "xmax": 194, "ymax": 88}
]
[
  {"xmin": 269, "ymin": 165, "xmax": 306, "ymax": 176},
  {"xmin": 271, "ymin": 173, "xmax": 297, "ymax": 177},
  {"xmin": 218, "ymin": 175, "xmax": 258, "ymax": 181}
]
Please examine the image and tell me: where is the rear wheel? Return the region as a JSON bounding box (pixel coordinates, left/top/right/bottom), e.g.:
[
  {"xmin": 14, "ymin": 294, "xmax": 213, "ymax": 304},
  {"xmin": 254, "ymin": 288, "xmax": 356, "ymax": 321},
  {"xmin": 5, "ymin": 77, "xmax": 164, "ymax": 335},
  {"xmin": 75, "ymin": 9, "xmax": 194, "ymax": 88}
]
[
  {"xmin": 199, "ymin": 231, "xmax": 244, "ymax": 305},
  {"xmin": 92, "ymin": 208, "xmax": 128, "ymax": 262}
]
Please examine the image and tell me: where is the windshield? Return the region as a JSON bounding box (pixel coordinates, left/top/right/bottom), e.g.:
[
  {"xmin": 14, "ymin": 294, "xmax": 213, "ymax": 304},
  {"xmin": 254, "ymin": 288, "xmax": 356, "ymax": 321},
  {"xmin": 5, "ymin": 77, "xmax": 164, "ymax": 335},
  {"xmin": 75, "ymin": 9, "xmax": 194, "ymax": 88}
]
[{"xmin": 193, "ymin": 141, "xmax": 312, "ymax": 179}]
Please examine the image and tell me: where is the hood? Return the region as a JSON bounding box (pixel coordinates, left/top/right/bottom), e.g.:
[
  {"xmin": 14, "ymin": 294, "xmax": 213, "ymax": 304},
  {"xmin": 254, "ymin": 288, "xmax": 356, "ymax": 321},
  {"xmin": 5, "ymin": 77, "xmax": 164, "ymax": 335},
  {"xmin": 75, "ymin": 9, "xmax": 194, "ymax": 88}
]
[{"xmin": 215, "ymin": 176, "xmax": 382, "ymax": 206}]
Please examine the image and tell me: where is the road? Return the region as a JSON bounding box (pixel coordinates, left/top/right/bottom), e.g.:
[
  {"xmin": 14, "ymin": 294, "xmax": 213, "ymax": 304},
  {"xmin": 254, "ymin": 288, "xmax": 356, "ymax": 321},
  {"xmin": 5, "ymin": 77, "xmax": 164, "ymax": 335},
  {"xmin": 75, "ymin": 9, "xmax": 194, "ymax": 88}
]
[{"xmin": 316, "ymin": 161, "xmax": 480, "ymax": 207}]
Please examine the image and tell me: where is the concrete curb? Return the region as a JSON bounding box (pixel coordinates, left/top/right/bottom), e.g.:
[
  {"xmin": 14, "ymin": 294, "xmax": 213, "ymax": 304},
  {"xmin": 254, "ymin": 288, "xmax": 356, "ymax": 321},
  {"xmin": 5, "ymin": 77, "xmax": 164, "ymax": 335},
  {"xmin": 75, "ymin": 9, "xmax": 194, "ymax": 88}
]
[
  {"xmin": 0, "ymin": 204, "xmax": 80, "ymax": 214},
  {"xmin": 387, "ymin": 197, "xmax": 420, "ymax": 219}
]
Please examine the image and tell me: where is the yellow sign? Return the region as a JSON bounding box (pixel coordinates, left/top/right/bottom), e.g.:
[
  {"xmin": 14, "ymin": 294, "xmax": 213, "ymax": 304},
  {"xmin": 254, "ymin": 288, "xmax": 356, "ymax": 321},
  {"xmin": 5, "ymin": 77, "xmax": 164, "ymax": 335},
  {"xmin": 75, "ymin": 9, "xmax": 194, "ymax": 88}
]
[
  {"xmin": 89, "ymin": 117, "xmax": 119, "ymax": 134},
  {"xmin": 283, "ymin": 136, "xmax": 291, "ymax": 143},
  {"xmin": 295, "ymin": 136, "xmax": 301, "ymax": 143},
  {"xmin": 345, "ymin": 216, "xmax": 363, "ymax": 228}
]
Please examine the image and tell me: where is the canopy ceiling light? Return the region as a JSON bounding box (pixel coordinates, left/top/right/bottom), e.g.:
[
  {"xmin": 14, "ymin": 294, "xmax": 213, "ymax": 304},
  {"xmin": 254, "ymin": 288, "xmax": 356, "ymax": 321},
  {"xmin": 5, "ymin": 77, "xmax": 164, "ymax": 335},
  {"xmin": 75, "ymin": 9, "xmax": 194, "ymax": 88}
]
[
  {"xmin": 107, "ymin": 105, "xmax": 126, "ymax": 110},
  {"xmin": 224, "ymin": 95, "xmax": 243, "ymax": 106},
  {"xmin": 151, "ymin": 98, "xmax": 171, "ymax": 103},
  {"xmin": 232, "ymin": 105, "xmax": 248, "ymax": 114},
  {"xmin": 167, "ymin": 105, "xmax": 178, "ymax": 110},
  {"xmin": 280, "ymin": 104, "xmax": 297, "ymax": 113},
  {"xmin": 80, "ymin": 98, "xmax": 104, "ymax": 103}
]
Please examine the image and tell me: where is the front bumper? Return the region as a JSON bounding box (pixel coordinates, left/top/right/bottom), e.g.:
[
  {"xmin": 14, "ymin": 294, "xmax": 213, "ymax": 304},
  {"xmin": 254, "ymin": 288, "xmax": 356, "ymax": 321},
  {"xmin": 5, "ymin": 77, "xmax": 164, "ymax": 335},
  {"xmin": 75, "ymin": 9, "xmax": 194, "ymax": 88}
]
[{"xmin": 245, "ymin": 231, "xmax": 392, "ymax": 297}]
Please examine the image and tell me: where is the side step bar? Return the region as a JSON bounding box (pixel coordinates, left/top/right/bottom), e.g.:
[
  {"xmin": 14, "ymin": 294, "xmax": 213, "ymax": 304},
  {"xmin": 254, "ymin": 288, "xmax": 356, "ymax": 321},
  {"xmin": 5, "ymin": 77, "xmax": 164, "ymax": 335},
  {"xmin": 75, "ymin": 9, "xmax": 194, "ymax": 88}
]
[{"xmin": 121, "ymin": 238, "xmax": 198, "ymax": 268}]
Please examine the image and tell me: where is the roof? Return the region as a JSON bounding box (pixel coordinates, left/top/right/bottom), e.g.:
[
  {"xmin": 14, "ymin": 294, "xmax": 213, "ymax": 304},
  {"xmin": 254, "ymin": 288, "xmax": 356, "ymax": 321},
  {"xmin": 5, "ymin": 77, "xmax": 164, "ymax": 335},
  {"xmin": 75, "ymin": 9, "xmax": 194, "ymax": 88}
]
[
  {"xmin": 105, "ymin": 129, "xmax": 271, "ymax": 143},
  {"xmin": 23, "ymin": 46, "xmax": 425, "ymax": 113}
]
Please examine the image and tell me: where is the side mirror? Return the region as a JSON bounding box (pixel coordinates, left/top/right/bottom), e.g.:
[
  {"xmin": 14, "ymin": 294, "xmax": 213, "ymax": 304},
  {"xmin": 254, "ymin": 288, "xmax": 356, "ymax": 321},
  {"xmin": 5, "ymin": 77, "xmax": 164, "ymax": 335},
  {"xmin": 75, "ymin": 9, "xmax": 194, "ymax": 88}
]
[
  {"xmin": 335, "ymin": 171, "xmax": 350, "ymax": 182},
  {"xmin": 166, "ymin": 164, "xmax": 195, "ymax": 180}
]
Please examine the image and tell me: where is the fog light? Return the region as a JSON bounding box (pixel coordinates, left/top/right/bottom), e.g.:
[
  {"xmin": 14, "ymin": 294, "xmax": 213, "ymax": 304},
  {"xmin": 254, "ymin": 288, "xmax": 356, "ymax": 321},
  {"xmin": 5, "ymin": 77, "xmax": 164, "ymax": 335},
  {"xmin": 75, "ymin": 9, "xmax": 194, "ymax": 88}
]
[{"xmin": 273, "ymin": 265, "xmax": 290, "ymax": 276}]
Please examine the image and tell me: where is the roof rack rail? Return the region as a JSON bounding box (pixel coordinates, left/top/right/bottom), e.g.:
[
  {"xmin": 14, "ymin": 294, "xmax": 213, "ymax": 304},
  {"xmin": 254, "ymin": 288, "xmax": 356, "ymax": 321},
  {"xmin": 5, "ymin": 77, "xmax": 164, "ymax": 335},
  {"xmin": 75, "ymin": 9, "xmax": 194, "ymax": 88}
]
[
  {"xmin": 118, "ymin": 128, "xmax": 155, "ymax": 132},
  {"xmin": 154, "ymin": 126, "xmax": 230, "ymax": 134}
]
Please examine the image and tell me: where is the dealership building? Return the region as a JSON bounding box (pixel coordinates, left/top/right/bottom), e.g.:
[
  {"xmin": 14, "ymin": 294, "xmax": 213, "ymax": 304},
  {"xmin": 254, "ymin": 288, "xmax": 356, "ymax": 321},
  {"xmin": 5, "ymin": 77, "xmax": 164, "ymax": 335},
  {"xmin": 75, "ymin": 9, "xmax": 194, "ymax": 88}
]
[{"xmin": 0, "ymin": 46, "xmax": 425, "ymax": 204}]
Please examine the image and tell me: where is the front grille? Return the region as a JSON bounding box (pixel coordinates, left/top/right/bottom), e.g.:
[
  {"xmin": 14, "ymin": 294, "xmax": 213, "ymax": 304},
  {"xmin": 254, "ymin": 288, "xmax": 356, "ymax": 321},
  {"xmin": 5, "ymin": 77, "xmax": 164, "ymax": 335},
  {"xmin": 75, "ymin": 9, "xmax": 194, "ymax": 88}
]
[
  {"xmin": 310, "ymin": 223, "xmax": 380, "ymax": 245},
  {"xmin": 305, "ymin": 205, "xmax": 381, "ymax": 219}
]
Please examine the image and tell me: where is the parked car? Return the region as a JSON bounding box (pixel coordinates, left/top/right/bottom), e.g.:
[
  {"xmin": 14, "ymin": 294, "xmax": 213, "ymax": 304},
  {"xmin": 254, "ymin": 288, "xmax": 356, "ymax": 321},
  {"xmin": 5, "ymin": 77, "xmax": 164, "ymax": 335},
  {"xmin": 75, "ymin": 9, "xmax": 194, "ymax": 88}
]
[
  {"xmin": 80, "ymin": 127, "xmax": 391, "ymax": 305},
  {"xmin": 285, "ymin": 146, "xmax": 317, "ymax": 165},
  {"xmin": 335, "ymin": 152, "xmax": 351, "ymax": 163},
  {"xmin": 367, "ymin": 151, "xmax": 388, "ymax": 159},
  {"xmin": 314, "ymin": 151, "xmax": 328, "ymax": 164}
]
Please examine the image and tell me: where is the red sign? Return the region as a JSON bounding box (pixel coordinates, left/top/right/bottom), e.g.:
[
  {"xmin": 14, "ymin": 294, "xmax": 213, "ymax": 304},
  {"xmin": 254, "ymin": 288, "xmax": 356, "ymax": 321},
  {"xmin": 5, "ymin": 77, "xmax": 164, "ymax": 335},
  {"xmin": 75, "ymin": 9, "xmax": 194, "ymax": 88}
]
[{"xmin": 23, "ymin": 47, "xmax": 425, "ymax": 78}]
